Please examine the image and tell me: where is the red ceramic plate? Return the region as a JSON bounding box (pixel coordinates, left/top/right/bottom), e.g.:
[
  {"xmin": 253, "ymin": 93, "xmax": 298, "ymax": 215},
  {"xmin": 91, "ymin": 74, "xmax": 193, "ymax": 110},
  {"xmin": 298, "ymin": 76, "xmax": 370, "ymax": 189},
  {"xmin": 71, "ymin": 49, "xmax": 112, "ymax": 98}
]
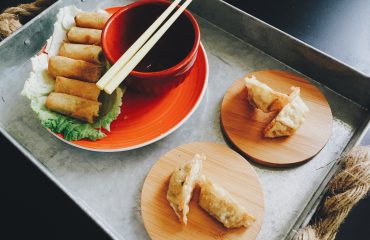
[
  {"xmin": 53, "ymin": 12, "xmax": 208, "ymax": 151},
  {"xmin": 55, "ymin": 44, "xmax": 208, "ymax": 151}
]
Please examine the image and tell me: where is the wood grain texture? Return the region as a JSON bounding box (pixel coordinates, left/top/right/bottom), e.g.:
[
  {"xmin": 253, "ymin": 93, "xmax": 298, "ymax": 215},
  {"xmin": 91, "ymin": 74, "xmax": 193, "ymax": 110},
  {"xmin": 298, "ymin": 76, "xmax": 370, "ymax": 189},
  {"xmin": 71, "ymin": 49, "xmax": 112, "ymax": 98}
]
[
  {"xmin": 141, "ymin": 142, "xmax": 264, "ymax": 240},
  {"xmin": 221, "ymin": 70, "xmax": 333, "ymax": 167}
]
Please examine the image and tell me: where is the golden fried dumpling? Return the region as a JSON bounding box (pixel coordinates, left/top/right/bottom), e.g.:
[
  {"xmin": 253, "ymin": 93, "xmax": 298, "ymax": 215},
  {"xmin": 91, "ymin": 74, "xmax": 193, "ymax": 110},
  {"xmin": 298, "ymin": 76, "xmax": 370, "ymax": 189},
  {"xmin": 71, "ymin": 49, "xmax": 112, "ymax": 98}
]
[
  {"xmin": 264, "ymin": 87, "xmax": 309, "ymax": 138},
  {"xmin": 167, "ymin": 154, "xmax": 204, "ymax": 224},
  {"xmin": 198, "ymin": 176, "xmax": 256, "ymax": 228},
  {"xmin": 245, "ymin": 75, "xmax": 290, "ymax": 112}
]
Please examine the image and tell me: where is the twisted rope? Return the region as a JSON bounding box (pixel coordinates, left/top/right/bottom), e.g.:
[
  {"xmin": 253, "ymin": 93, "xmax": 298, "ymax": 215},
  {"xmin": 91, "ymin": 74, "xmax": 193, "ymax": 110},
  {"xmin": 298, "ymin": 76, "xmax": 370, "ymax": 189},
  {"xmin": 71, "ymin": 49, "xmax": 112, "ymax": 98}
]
[
  {"xmin": 0, "ymin": 0, "xmax": 55, "ymax": 40},
  {"xmin": 295, "ymin": 146, "xmax": 370, "ymax": 240}
]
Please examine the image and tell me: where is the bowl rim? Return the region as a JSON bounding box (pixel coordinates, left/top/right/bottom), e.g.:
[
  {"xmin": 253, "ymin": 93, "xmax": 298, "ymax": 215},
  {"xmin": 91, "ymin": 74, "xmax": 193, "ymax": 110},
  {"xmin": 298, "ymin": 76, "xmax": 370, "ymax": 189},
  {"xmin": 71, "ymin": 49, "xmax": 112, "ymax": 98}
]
[{"xmin": 102, "ymin": 0, "xmax": 200, "ymax": 78}]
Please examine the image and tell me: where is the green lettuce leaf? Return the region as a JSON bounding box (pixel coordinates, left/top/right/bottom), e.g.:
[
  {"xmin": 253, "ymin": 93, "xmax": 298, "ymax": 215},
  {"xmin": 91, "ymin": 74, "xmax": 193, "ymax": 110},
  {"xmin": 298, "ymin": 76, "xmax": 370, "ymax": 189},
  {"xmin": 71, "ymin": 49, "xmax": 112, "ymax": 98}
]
[
  {"xmin": 43, "ymin": 113, "xmax": 106, "ymax": 141},
  {"xmin": 31, "ymin": 98, "xmax": 105, "ymax": 141},
  {"xmin": 93, "ymin": 87, "xmax": 125, "ymax": 131}
]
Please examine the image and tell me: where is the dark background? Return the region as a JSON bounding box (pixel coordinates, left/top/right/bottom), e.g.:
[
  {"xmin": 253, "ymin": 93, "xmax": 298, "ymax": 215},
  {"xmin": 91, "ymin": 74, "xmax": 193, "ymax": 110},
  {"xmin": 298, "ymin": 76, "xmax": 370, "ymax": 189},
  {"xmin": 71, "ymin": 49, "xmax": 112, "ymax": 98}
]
[
  {"xmin": 2, "ymin": 0, "xmax": 370, "ymax": 239},
  {"xmin": 225, "ymin": 0, "xmax": 370, "ymax": 76}
]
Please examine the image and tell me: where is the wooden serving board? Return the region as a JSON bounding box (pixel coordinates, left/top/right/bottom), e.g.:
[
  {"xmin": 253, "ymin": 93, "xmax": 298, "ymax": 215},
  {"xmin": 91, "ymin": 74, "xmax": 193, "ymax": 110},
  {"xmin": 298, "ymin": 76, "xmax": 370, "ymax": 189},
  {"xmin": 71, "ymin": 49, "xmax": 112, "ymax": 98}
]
[
  {"xmin": 221, "ymin": 70, "xmax": 332, "ymax": 167},
  {"xmin": 141, "ymin": 142, "xmax": 264, "ymax": 240}
]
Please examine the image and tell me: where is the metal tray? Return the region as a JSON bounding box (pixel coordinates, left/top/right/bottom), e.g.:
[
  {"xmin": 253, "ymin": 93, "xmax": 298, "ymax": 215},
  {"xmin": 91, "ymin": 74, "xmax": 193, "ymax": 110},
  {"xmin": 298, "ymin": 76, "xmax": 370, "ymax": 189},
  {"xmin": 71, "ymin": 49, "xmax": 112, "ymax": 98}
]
[{"xmin": 0, "ymin": 0, "xmax": 369, "ymax": 239}]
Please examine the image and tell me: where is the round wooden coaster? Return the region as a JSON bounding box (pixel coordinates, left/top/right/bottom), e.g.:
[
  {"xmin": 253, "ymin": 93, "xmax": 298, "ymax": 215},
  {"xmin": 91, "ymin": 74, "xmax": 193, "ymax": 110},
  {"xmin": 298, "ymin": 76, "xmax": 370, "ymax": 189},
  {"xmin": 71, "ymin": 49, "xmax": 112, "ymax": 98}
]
[
  {"xmin": 221, "ymin": 70, "xmax": 332, "ymax": 167},
  {"xmin": 141, "ymin": 142, "xmax": 265, "ymax": 240}
]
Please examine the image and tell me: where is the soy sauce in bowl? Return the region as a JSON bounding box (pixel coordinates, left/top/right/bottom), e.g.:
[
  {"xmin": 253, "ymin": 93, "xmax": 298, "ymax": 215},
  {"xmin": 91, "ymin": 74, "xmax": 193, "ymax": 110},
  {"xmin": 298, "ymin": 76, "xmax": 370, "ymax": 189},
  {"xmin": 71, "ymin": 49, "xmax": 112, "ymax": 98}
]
[{"xmin": 102, "ymin": 0, "xmax": 200, "ymax": 94}]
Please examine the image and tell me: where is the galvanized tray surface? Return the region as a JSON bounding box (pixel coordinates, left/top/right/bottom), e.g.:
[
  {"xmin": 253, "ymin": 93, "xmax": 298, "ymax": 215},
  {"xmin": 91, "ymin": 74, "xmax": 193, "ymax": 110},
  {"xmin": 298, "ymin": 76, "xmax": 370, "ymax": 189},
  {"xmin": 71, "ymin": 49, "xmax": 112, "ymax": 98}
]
[{"xmin": 0, "ymin": 0, "xmax": 369, "ymax": 240}]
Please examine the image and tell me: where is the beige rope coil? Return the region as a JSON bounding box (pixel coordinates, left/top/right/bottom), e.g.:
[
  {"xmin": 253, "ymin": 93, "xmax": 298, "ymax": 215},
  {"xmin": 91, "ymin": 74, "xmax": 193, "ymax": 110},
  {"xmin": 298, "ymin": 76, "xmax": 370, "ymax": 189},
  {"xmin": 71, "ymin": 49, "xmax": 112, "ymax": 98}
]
[
  {"xmin": 0, "ymin": 0, "xmax": 55, "ymax": 40},
  {"xmin": 295, "ymin": 146, "xmax": 370, "ymax": 240}
]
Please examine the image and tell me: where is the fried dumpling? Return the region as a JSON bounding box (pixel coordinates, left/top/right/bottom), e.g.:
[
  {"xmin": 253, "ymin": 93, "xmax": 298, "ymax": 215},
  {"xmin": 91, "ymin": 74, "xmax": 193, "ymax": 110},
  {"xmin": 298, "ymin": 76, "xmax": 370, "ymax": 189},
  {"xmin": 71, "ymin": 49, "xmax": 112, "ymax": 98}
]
[
  {"xmin": 245, "ymin": 75, "xmax": 290, "ymax": 112},
  {"xmin": 167, "ymin": 154, "xmax": 204, "ymax": 224},
  {"xmin": 198, "ymin": 176, "xmax": 256, "ymax": 228},
  {"xmin": 264, "ymin": 87, "xmax": 309, "ymax": 138}
]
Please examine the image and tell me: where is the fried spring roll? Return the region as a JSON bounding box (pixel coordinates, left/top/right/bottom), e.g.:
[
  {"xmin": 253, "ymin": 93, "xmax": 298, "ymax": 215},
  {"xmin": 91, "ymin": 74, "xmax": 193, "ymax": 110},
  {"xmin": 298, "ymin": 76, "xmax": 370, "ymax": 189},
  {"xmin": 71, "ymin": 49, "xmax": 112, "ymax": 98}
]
[
  {"xmin": 48, "ymin": 56, "xmax": 102, "ymax": 83},
  {"xmin": 67, "ymin": 27, "xmax": 101, "ymax": 45},
  {"xmin": 46, "ymin": 92, "xmax": 101, "ymax": 123},
  {"xmin": 75, "ymin": 12, "xmax": 110, "ymax": 30},
  {"xmin": 55, "ymin": 76, "xmax": 101, "ymax": 101},
  {"xmin": 59, "ymin": 43, "xmax": 104, "ymax": 64}
]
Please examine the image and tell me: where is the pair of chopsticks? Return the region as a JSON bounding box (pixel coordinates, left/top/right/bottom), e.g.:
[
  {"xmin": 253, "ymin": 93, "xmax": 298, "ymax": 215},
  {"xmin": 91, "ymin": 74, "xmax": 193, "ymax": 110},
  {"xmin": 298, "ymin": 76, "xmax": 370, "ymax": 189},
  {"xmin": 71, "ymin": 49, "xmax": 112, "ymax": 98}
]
[{"xmin": 97, "ymin": 0, "xmax": 193, "ymax": 94}]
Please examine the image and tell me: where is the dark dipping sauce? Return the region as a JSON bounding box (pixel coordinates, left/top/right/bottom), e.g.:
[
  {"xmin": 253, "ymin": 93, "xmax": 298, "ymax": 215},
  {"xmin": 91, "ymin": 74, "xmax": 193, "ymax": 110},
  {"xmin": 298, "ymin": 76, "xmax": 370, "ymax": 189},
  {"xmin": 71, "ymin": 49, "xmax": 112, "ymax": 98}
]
[{"xmin": 113, "ymin": 3, "xmax": 195, "ymax": 72}]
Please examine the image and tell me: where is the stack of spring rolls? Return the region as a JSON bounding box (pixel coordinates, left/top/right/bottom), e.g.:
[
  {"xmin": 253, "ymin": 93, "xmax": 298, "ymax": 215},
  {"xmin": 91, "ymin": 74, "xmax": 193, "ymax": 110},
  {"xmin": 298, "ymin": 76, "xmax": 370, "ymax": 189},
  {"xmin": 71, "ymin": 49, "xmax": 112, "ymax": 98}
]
[{"xmin": 46, "ymin": 12, "xmax": 110, "ymax": 123}]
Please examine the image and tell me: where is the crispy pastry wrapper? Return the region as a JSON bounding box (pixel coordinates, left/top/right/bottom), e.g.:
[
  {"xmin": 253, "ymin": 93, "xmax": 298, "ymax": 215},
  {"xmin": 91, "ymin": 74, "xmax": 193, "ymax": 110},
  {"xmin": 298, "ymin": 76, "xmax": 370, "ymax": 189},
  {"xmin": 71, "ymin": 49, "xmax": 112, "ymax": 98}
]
[
  {"xmin": 167, "ymin": 154, "xmax": 204, "ymax": 224},
  {"xmin": 67, "ymin": 26, "xmax": 102, "ymax": 45},
  {"xmin": 54, "ymin": 76, "xmax": 101, "ymax": 101},
  {"xmin": 245, "ymin": 75, "xmax": 290, "ymax": 112},
  {"xmin": 59, "ymin": 43, "xmax": 104, "ymax": 64},
  {"xmin": 46, "ymin": 92, "xmax": 101, "ymax": 123},
  {"xmin": 198, "ymin": 176, "xmax": 256, "ymax": 228},
  {"xmin": 75, "ymin": 12, "xmax": 110, "ymax": 30},
  {"xmin": 264, "ymin": 87, "xmax": 309, "ymax": 138},
  {"xmin": 48, "ymin": 56, "xmax": 102, "ymax": 83}
]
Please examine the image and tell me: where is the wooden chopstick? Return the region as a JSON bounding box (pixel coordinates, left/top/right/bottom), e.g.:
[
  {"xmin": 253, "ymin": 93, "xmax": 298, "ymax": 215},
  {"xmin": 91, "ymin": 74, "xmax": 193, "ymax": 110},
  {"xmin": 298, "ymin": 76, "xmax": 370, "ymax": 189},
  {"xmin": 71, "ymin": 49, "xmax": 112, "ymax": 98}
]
[
  {"xmin": 104, "ymin": 0, "xmax": 193, "ymax": 94},
  {"xmin": 96, "ymin": 0, "xmax": 182, "ymax": 90}
]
